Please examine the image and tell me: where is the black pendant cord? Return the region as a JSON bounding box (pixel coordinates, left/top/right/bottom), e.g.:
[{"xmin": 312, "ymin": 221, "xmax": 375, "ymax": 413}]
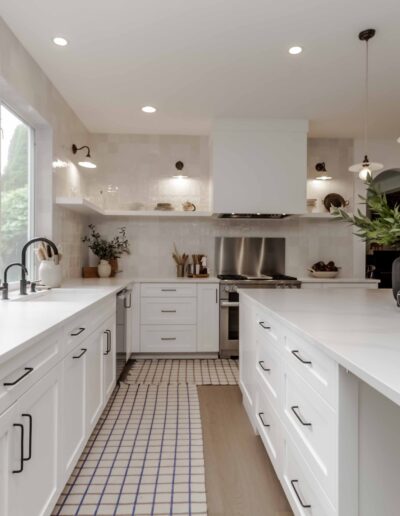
[{"xmin": 364, "ymin": 38, "xmax": 369, "ymax": 160}]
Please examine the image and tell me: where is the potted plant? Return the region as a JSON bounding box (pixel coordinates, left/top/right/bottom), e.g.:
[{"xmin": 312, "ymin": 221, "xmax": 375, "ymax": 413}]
[
  {"xmin": 334, "ymin": 176, "xmax": 400, "ymax": 302},
  {"xmin": 82, "ymin": 224, "xmax": 130, "ymax": 277}
]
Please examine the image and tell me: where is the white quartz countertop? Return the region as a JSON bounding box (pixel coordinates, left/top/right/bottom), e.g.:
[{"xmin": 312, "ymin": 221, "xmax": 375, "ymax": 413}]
[
  {"xmin": 0, "ymin": 277, "xmax": 134, "ymax": 364},
  {"xmin": 239, "ymin": 288, "xmax": 400, "ymax": 407},
  {"xmin": 127, "ymin": 276, "xmax": 220, "ymax": 283},
  {"xmin": 299, "ymin": 277, "xmax": 379, "ymax": 284}
]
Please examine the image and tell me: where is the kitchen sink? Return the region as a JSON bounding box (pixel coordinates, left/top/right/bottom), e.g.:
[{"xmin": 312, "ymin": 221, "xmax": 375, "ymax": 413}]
[{"xmin": 10, "ymin": 288, "xmax": 109, "ymax": 302}]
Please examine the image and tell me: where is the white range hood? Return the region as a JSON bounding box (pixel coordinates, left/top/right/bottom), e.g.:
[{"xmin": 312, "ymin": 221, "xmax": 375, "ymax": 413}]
[{"xmin": 211, "ymin": 118, "xmax": 309, "ymax": 215}]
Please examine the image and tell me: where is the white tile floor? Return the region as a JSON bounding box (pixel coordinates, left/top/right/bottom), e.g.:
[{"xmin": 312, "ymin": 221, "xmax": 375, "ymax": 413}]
[
  {"xmin": 125, "ymin": 359, "xmax": 239, "ymax": 386},
  {"xmin": 53, "ymin": 383, "xmax": 206, "ymax": 516}
]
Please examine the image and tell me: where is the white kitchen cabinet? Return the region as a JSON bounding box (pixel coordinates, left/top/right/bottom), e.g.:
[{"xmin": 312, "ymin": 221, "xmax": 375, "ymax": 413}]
[
  {"xmin": 0, "ymin": 364, "xmax": 62, "ymax": 516},
  {"xmin": 61, "ymin": 342, "xmax": 86, "ymax": 481},
  {"xmin": 138, "ymin": 282, "xmax": 219, "ymax": 355},
  {"xmin": 301, "ymin": 280, "xmax": 379, "ymax": 289},
  {"xmin": 239, "ymin": 294, "xmax": 257, "ymax": 428},
  {"xmin": 196, "ymin": 284, "xmax": 219, "ymax": 352},
  {"xmin": 211, "ymin": 118, "xmax": 308, "ymax": 214},
  {"xmin": 85, "ymin": 330, "xmax": 104, "ymax": 433},
  {"xmin": 102, "ymin": 316, "xmax": 116, "ymax": 401}
]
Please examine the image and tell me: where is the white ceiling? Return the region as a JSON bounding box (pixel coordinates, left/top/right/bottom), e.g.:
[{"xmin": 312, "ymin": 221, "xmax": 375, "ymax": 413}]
[{"xmin": 1, "ymin": 0, "xmax": 400, "ymax": 137}]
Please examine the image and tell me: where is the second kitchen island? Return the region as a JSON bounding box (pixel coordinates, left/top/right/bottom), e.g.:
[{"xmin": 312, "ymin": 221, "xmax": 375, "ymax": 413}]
[{"xmin": 239, "ymin": 287, "xmax": 400, "ymax": 516}]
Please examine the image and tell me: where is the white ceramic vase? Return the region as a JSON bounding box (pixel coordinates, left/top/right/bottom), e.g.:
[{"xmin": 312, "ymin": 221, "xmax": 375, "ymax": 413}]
[
  {"xmin": 38, "ymin": 261, "xmax": 62, "ymax": 288},
  {"xmin": 97, "ymin": 259, "xmax": 112, "ymax": 278}
]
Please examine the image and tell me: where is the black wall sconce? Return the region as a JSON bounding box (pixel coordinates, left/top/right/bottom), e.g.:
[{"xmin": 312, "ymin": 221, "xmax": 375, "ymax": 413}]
[
  {"xmin": 172, "ymin": 161, "xmax": 188, "ymax": 179},
  {"xmin": 72, "ymin": 144, "xmax": 97, "ymax": 169},
  {"xmin": 315, "ymin": 162, "xmax": 332, "ymax": 181}
]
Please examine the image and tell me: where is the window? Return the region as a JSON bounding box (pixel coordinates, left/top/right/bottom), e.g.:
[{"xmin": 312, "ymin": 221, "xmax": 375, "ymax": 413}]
[{"xmin": 0, "ymin": 104, "xmax": 34, "ymax": 282}]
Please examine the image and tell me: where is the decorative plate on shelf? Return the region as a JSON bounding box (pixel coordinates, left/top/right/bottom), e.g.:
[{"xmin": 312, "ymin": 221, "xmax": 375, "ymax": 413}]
[{"xmin": 323, "ymin": 193, "xmax": 346, "ymax": 211}]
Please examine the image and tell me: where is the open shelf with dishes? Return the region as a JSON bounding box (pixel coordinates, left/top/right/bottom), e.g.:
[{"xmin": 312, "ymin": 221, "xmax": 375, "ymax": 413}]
[{"xmin": 55, "ymin": 197, "xmax": 212, "ymax": 218}]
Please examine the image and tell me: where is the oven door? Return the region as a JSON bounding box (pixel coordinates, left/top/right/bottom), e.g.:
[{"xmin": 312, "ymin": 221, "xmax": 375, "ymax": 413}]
[{"xmin": 219, "ymin": 292, "xmax": 240, "ymax": 358}]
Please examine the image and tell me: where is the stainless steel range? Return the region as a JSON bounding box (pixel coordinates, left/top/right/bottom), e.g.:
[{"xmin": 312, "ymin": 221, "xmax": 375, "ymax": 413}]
[{"xmin": 216, "ymin": 237, "xmax": 301, "ymax": 358}]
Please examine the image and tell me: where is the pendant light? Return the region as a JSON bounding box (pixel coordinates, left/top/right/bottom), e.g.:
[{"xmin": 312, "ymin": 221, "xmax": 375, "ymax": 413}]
[{"xmin": 349, "ymin": 29, "xmax": 383, "ymax": 180}]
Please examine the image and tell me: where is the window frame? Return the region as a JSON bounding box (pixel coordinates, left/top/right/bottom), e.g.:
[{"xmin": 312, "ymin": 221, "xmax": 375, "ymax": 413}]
[{"xmin": 0, "ymin": 100, "xmax": 36, "ymax": 288}]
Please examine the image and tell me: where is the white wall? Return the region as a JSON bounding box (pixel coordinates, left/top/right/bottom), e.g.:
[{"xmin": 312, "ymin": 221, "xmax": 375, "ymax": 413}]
[
  {"xmin": 87, "ymin": 133, "xmax": 210, "ymax": 211},
  {"xmin": 87, "ymin": 216, "xmax": 355, "ymax": 278},
  {"xmin": 0, "ymin": 17, "xmax": 89, "ymax": 278}
]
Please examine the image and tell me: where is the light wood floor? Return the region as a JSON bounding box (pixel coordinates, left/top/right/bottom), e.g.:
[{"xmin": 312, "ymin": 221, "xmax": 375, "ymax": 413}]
[{"xmin": 198, "ymin": 386, "xmax": 293, "ymax": 516}]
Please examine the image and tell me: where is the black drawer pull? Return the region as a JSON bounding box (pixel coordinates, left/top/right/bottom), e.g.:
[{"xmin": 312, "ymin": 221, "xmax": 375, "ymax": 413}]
[
  {"xmin": 70, "ymin": 327, "xmax": 85, "ymax": 337},
  {"xmin": 22, "ymin": 414, "xmax": 33, "ymax": 461},
  {"xmin": 258, "ymin": 412, "xmax": 270, "ymax": 427},
  {"xmin": 161, "ymin": 337, "xmax": 176, "ymax": 341},
  {"xmin": 291, "ymin": 406, "xmax": 312, "ymax": 427},
  {"xmin": 291, "ymin": 350, "xmax": 312, "ymax": 365},
  {"xmin": 290, "ymin": 480, "xmax": 311, "ymax": 508},
  {"xmin": 4, "ymin": 367, "xmax": 34, "ymax": 386},
  {"xmin": 103, "ymin": 330, "xmax": 111, "ymax": 355},
  {"xmin": 259, "ymin": 321, "xmax": 271, "ymax": 330},
  {"xmin": 161, "ymin": 310, "xmax": 177, "ymax": 313},
  {"xmin": 73, "ymin": 348, "xmax": 87, "ymax": 359},
  {"xmin": 258, "ymin": 361, "xmax": 271, "ymax": 372},
  {"xmin": 161, "ymin": 289, "xmax": 177, "ymax": 292},
  {"xmin": 12, "ymin": 423, "xmax": 24, "ymax": 474}
]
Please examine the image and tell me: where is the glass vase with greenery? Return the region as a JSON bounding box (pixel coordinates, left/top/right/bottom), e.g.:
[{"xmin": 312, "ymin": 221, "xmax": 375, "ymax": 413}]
[{"xmin": 334, "ymin": 176, "xmax": 400, "ymax": 301}]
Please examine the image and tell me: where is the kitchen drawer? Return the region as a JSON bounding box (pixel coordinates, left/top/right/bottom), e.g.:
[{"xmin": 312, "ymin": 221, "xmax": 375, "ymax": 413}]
[
  {"xmin": 0, "ymin": 330, "xmax": 61, "ymax": 414},
  {"xmin": 255, "ymin": 378, "xmax": 284, "ymax": 473},
  {"xmin": 141, "ymin": 283, "xmax": 196, "ymax": 298},
  {"xmin": 255, "ymin": 308, "xmax": 281, "ymax": 349},
  {"xmin": 141, "ymin": 298, "xmax": 196, "ymax": 325},
  {"xmin": 284, "ymin": 369, "xmax": 337, "ymax": 503},
  {"xmin": 65, "ymin": 299, "xmax": 115, "ymax": 354},
  {"xmin": 282, "ymin": 437, "xmax": 336, "ymax": 516},
  {"xmin": 284, "ymin": 329, "xmax": 338, "ymax": 409},
  {"xmin": 256, "ymin": 335, "xmax": 283, "ymax": 412},
  {"xmin": 141, "ymin": 325, "xmax": 196, "ymax": 352}
]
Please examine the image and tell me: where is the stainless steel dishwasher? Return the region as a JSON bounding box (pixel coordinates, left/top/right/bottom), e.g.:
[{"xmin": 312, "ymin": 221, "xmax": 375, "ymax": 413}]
[{"xmin": 116, "ymin": 287, "xmax": 133, "ymax": 379}]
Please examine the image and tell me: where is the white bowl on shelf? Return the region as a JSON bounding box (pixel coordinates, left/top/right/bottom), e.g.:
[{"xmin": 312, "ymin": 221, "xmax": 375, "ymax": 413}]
[{"xmin": 308, "ymin": 269, "xmax": 339, "ymax": 279}]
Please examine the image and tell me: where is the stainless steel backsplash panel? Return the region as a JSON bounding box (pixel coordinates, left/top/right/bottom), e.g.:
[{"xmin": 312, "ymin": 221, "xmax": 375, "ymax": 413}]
[{"xmin": 215, "ymin": 237, "xmax": 285, "ymax": 276}]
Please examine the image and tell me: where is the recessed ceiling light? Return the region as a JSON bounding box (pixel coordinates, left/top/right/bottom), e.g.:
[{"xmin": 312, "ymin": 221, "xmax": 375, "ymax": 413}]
[
  {"xmin": 142, "ymin": 106, "xmax": 157, "ymax": 113},
  {"xmin": 289, "ymin": 46, "xmax": 302, "ymax": 55},
  {"xmin": 53, "ymin": 37, "xmax": 68, "ymax": 47}
]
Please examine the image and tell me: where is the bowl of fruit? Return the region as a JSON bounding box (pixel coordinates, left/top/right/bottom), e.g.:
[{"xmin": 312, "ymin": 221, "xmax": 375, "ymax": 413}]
[{"xmin": 308, "ymin": 261, "xmax": 341, "ymax": 278}]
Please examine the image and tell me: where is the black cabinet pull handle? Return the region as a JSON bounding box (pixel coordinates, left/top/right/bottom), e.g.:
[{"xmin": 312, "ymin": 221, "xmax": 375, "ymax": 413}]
[
  {"xmin": 258, "ymin": 412, "xmax": 270, "ymax": 427},
  {"xmin": 4, "ymin": 367, "xmax": 34, "ymax": 386},
  {"xmin": 290, "ymin": 480, "xmax": 311, "ymax": 508},
  {"xmin": 161, "ymin": 337, "xmax": 176, "ymax": 341},
  {"xmin": 259, "ymin": 321, "xmax": 271, "ymax": 330},
  {"xmin": 124, "ymin": 292, "xmax": 132, "ymax": 309},
  {"xmin": 258, "ymin": 360, "xmax": 271, "ymax": 372},
  {"xmin": 70, "ymin": 327, "xmax": 85, "ymax": 337},
  {"xmin": 103, "ymin": 330, "xmax": 111, "ymax": 355},
  {"xmin": 161, "ymin": 310, "xmax": 177, "ymax": 313},
  {"xmin": 291, "ymin": 406, "xmax": 312, "ymax": 427},
  {"xmin": 73, "ymin": 348, "xmax": 87, "ymax": 359},
  {"xmin": 21, "ymin": 414, "xmax": 32, "ymax": 461},
  {"xmin": 161, "ymin": 288, "xmax": 176, "ymax": 292},
  {"xmin": 12, "ymin": 423, "xmax": 24, "ymax": 474},
  {"xmin": 291, "ymin": 350, "xmax": 312, "ymax": 365}
]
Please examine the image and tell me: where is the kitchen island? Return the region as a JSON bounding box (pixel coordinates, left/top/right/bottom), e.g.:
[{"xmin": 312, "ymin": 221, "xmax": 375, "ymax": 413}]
[{"xmin": 239, "ymin": 287, "xmax": 400, "ymax": 516}]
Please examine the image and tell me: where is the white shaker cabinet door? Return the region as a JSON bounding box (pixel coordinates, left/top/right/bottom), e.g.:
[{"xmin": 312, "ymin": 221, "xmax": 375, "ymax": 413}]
[
  {"xmin": 197, "ymin": 284, "xmax": 219, "ymax": 352},
  {"xmin": 61, "ymin": 342, "xmax": 86, "ymax": 482},
  {"xmin": 102, "ymin": 315, "xmax": 116, "ymax": 401},
  {"xmin": 85, "ymin": 330, "xmax": 104, "ymax": 433},
  {"xmin": 239, "ymin": 295, "xmax": 257, "ymax": 429},
  {"xmin": 11, "ymin": 364, "xmax": 62, "ymax": 516},
  {"xmin": 0, "ymin": 402, "xmax": 20, "ymax": 516}
]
